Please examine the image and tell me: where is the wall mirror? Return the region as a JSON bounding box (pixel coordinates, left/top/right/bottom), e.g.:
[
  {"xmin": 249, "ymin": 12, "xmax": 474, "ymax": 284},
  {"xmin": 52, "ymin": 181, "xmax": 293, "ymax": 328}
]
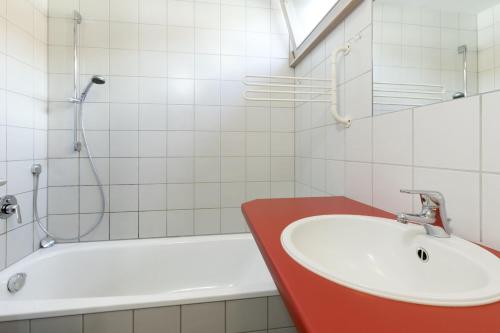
[{"xmin": 373, "ymin": 0, "xmax": 500, "ymax": 115}]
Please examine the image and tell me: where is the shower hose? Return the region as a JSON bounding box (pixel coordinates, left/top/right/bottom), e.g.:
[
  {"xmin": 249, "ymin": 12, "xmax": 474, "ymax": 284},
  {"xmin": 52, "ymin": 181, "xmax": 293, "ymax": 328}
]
[{"xmin": 33, "ymin": 101, "xmax": 106, "ymax": 241}]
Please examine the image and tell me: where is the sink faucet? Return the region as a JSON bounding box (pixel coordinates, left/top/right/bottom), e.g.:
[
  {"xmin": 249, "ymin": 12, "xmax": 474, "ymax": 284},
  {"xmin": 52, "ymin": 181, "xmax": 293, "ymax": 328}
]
[{"xmin": 397, "ymin": 190, "xmax": 452, "ymax": 238}]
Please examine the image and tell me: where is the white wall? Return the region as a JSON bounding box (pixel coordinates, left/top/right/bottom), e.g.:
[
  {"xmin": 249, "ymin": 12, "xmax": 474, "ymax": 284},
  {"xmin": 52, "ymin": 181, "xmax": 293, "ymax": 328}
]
[
  {"xmin": 47, "ymin": 0, "xmax": 293, "ymax": 241},
  {"xmin": 0, "ymin": 0, "xmax": 49, "ymax": 270}
]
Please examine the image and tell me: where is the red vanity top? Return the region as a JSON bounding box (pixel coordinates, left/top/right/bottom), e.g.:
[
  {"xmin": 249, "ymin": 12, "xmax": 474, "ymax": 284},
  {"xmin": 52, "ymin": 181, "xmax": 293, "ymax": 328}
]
[{"xmin": 242, "ymin": 196, "xmax": 500, "ymax": 333}]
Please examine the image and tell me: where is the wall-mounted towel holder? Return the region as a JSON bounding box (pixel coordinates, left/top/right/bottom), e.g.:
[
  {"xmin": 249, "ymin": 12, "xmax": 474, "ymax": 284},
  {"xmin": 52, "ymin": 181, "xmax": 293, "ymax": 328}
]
[{"xmin": 243, "ymin": 42, "xmax": 354, "ymax": 128}]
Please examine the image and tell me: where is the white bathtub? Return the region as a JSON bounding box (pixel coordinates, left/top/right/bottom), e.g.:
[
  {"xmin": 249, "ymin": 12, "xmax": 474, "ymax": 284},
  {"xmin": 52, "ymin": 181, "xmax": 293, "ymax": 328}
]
[{"xmin": 0, "ymin": 234, "xmax": 277, "ymax": 321}]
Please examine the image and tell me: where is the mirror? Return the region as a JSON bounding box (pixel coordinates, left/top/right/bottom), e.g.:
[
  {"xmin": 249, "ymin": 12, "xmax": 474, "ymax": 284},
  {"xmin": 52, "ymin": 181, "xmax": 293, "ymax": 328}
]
[{"xmin": 372, "ymin": 0, "xmax": 500, "ymax": 115}]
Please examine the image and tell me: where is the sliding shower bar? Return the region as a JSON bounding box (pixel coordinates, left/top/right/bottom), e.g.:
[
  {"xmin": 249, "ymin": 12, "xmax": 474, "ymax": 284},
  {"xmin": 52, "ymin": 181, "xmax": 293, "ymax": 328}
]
[{"xmin": 72, "ymin": 10, "xmax": 82, "ymax": 152}]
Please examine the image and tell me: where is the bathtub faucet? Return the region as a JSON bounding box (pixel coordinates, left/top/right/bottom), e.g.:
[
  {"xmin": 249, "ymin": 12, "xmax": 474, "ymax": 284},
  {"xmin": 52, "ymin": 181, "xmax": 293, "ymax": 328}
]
[{"xmin": 40, "ymin": 237, "xmax": 56, "ymax": 248}]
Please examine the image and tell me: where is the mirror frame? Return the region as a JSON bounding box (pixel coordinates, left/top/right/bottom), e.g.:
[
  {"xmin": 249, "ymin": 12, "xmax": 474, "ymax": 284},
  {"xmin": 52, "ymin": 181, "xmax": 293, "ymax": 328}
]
[{"xmin": 281, "ymin": 0, "xmax": 363, "ymax": 67}]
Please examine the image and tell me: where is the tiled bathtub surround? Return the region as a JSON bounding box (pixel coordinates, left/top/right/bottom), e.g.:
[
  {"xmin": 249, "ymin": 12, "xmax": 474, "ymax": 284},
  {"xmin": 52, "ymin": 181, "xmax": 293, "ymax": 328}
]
[
  {"xmin": 0, "ymin": 0, "xmax": 49, "ymax": 270},
  {"xmin": 0, "ymin": 296, "xmax": 296, "ymax": 333},
  {"xmin": 47, "ymin": 0, "xmax": 293, "ymax": 241}
]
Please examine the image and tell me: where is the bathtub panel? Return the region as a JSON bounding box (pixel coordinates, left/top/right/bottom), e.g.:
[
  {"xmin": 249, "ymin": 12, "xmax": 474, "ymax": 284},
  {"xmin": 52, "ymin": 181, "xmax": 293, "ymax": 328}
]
[
  {"xmin": 268, "ymin": 296, "xmax": 294, "ymax": 329},
  {"xmin": 83, "ymin": 310, "xmax": 132, "ymax": 333},
  {"xmin": 226, "ymin": 297, "xmax": 268, "ymax": 333},
  {"xmin": 31, "ymin": 315, "xmax": 82, "ymax": 333},
  {"xmin": 0, "ymin": 320, "xmax": 29, "ymax": 333},
  {"xmin": 133, "ymin": 306, "xmax": 180, "ymax": 333},
  {"xmin": 0, "ymin": 296, "xmax": 295, "ymax": 333},
  {"xmin": 181, "ymin": 302, "xmax": 225, "ymax": 333}
]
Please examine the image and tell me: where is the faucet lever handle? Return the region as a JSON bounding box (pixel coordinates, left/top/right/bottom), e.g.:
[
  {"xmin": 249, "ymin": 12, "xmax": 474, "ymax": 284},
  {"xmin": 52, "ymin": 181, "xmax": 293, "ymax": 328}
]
[
  {"xmin": 400, "ymin": 189, "xmax": 444, "ymax": 207},
  {"xmin": 6, "ymin": 204, "xmax": 22, "ymax": 224},
  {"xmin": 0, "ymin": 179, "xmax": 6, "ymax": 187}
]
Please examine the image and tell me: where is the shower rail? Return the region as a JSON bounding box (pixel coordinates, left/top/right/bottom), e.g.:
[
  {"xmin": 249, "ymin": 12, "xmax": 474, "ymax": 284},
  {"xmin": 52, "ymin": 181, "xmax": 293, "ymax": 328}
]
[{"xmin": 72, "ymin": 10, "xmax": 82, "ymax": 152}]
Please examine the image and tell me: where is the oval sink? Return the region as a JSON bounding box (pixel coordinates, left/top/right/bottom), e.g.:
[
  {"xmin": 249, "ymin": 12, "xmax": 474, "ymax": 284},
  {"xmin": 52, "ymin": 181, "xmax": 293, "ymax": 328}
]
[{"xmin": 281, "ymin": 215, "xmax": 500, "ymax": 306}]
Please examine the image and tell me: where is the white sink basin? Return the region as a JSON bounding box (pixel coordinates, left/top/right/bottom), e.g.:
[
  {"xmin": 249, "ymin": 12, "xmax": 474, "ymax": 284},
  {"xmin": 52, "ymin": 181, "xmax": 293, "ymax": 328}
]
[{"xmin": 281, "ymin": 215, "xmax": 500, "ymax": 306}]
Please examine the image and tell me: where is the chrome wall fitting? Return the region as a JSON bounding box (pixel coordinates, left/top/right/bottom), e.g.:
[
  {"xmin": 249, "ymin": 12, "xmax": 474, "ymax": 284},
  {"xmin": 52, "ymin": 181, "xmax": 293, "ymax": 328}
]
[{"xmin": 0, "ymin": 195, "xmax": 22, "ymax": 224}]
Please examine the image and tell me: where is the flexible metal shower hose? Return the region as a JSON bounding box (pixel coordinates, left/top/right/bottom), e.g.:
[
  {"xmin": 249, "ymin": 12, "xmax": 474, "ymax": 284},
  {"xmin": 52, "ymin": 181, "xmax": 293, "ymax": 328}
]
[{"xmin": 34, "ymin": 101, "xmax": 106, "ymax": 241}]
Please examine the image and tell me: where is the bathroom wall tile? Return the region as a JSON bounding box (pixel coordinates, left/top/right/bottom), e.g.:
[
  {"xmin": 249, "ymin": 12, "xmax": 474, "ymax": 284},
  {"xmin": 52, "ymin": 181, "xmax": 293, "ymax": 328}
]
[
  {"xmin": 345, "ymin": 117, "xmax": 372, "ymax": 162},
  {"xmin": 139, "ymin": 184, "xmax": 166, "ymax": 211},
  {"xmin": 48, "ymin": 214, "xmax": 79, "ymax": 241},
  {"xmin": 414, "ymin": 167, "xmax": 480, "ymax": 242},
  {"xmin": 344, "ymin": 71, "xmax": 372, "ymax": 120},
  {"xmin": 139, "ymin": 211, "xmax": 167, "ymax": 238},
  {"xmin": 110, "ymin": 185, "xmax": 139, "ymax": 212},
  {"xmin": 84, "ymin": 311, "xmax": 133, "ymax": 333},
  {"xmin": 139, "ymin": 158, "xmax": 167, "ymax": 184},
  {"xmin": 414, "ymin": 96, "xmax": 480, "ymax": 170},
  {"xmin": 110, "ymin": 104, "xmax": 139, "ymax": 131},
  {"xmin": 326, "ymin": 160, "xmax": 345, "ymax": 196},
  {"xmin": 195, "ymin": 183, "xmax": 220, "ymax": 209},
  {"xmin": 134, "ymin": 306, "xmax": 180, "ymax": 333},
  {"xmin": 481, "ymin": 173, "xmax": 500, "ymax": 249},
  {"xmin": 110, "ymin": 212, "xmax": 138, "ymax": 240},
  {"xmin": 167, "ymin": 184, "xmax": 194, "ymax": 210},
  {"xmin": 268, "ymin": 296, "xmax": 293, "ymax": 329},
  {"xmin": 181, "ymin": 302, "xmax": 225, "ymax": 333},
  {"xmin": 226, "ymin": 297, "xmax": 268, "ymax": 333},
  {"xmin": 167, "ymin": 209, "xmax": 194, "ymax": 236},
  {"xmin": 80, "ymin": 158, "xmax": 110, "ymax": 186},
  {"xmin": 6, "ymin": 223, "xmax": 33, "ymax": 265},
  {"xmin": 48, "ymin": 158, "xmax": 79, "ymax": 186},
  {"xmin": 31, "ymin": 315, "xmax": 83, "ymax": 333},
  {"xmin": 221, "ymin": 208, "xmax": 247, "ymax": 233},
  {"xmin": 344, "ymin": 162, "xmax": 372, "ymax": 205},
  {"xmin": 194, "ymin": 208, "xmax": 220, "ymax": 235},
  {"xmin": 0, "ymin": 234, "xmax": 6, "ymax": 270},
  {"xmin": 373, "ymin": 109, "xmax": 412, "ymax": 165},
  {"xmin": 139, "ymin": 0, "xmax": 167, "ymax": 25},
  {"xmin": 482, "ymin": 90, "xmax": 500, "ymax": 172},
  {"xmin": 48, "ymin": 186, "xmax": 79, "ymax": 214},
  {"xmin": 110, "ymin": 0, "xmax": 139, "ymax": 23},
  {"xmin": 80, "ymin": 186, "xmax": 110, "ymax": 213},
  {"xmin": 372, "ymin": 164, "xmax": 412, "ymax": 214},
  {"xmin": 80, "ymin": 213, "xmax": 110, "ymax": 242}
]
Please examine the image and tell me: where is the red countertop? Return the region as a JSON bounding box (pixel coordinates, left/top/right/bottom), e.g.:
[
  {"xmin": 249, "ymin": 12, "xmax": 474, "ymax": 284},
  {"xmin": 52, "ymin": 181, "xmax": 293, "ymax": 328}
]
[{"xmin": 242, "ymin": 197, "xmax": 500, "ymax": 333}]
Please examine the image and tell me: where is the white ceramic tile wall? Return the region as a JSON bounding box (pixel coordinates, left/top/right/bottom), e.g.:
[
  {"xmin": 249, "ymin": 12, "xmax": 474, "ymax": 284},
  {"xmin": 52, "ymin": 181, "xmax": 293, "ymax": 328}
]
[
  {"xmin": 295, "ymin": 0, "xmax": 500, "ymax": 251},
  {"xmin": 294, "ymin": 0, "xmax": 373, "ymax": 198},
  {"xmin": 0, "ymin": 0, "xmax": 49, "ymax": 271},
  {"xmin": 373, "ymin": 2, "xmax": 478, "ymax": 114},
  {"xmin": 47, "ymin": 0, "xmax": 293, "ymax": 241},
  {"xmin": 477, "ymin": 4, "xmax": 500, "ymax": 93}
]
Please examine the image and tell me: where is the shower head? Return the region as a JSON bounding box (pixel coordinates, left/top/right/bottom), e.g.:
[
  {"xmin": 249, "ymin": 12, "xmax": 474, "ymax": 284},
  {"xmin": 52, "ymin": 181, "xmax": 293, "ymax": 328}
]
[
  {"xmin": 91, "ymin": 75, "xmax": 106, "ymax": 85},
  {"xmin": 80, "ymin": 75, "xmax": 106, "ymax": 103}
]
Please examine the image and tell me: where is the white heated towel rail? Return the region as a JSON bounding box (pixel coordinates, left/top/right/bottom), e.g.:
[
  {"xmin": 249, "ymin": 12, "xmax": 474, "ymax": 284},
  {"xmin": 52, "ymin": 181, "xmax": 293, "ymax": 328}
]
[{"xmin": 243, "ymin": 44, "xmax": 354, "ymax": 128}]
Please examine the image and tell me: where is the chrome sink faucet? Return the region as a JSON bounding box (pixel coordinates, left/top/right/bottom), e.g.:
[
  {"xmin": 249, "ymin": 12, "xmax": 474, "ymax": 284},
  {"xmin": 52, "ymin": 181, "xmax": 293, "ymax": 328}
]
[{"xmin": 397, "ymin": 190, "xmax": 452, "ymax": 238}]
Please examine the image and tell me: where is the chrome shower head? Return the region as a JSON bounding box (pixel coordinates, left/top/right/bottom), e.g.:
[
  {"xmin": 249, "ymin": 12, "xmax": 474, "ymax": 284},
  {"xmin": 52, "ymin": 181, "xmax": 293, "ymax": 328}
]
[
  {"xmin": 91, "ymin": 75, "xmax": 106, "ymax": 85},
  {"xmin": 80, "ymin": 75, "xmax": 106, "ymax": 103}
]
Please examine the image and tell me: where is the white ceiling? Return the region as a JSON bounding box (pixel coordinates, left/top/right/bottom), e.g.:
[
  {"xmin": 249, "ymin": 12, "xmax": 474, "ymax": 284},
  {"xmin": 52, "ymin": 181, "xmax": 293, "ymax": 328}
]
[{"xmin": 377, "ymin": 0, "xmax": 500, "ymax": 14}]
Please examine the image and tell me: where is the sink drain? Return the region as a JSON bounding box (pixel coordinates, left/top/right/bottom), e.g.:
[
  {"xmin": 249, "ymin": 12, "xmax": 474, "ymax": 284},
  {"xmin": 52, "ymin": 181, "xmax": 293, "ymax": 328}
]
[{"xmin": 416, "ymin": 247, "xmax": 429, "ymax": 262}]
